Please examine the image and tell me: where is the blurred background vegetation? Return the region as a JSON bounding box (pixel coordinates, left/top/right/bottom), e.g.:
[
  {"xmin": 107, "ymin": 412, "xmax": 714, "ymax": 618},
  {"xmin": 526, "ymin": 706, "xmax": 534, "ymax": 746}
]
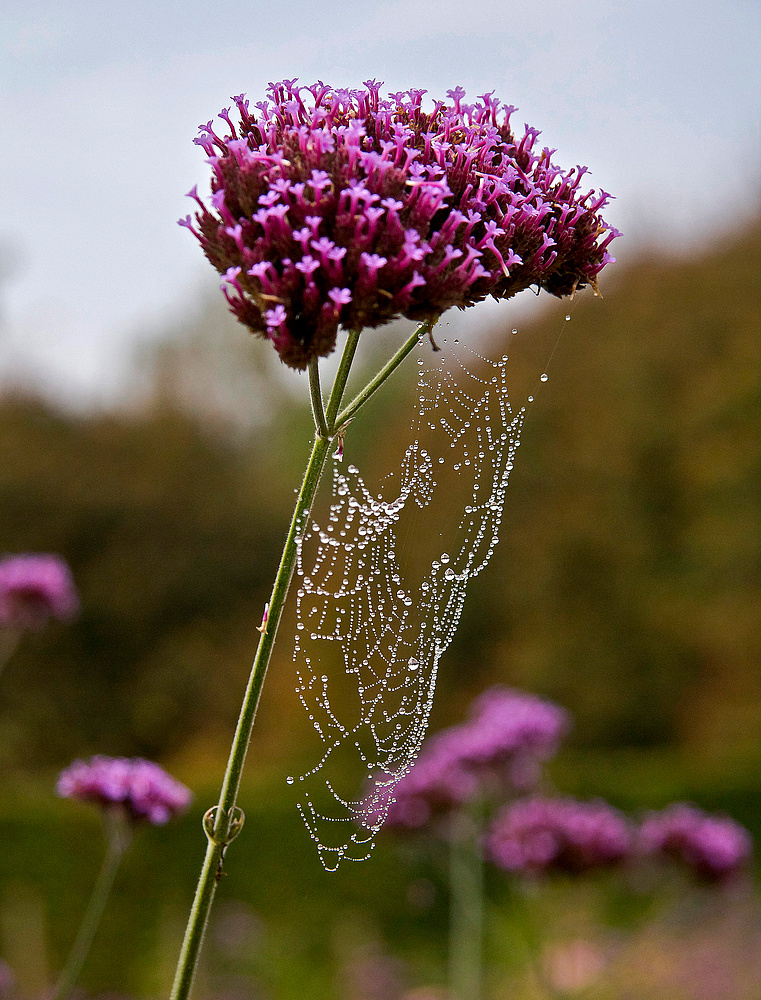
[{"xmin": 0, "ymin": 213, "xmax": 759, "ymax": 998}]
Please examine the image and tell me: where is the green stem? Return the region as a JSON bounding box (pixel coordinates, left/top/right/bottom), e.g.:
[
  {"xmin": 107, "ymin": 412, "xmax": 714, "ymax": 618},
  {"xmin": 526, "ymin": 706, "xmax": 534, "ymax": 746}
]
[
  {"xmin": 325, "ymin": 328, "xmax": 361, "ymax": 428},
  {"xmin": 335, "ymin": 319, "xmax": 431, "ymax": 428},
  {"xmin": 308, "ymin": 358, "xmax": 330, "ymax": 440},
  {"xmin": 448, "ymin": 808, "xmax": 484, "ymax": 1000},
  {"xmin": 52, "ymin": 812, "xmax": 131, "ymax": 1000},
  {"xmin": 169, "ymin": 432, "xmax": 330, "ymax": 1000},
  {"xmin": 172, "ymin": 324, "xmax": 421, "ymax": 999}
]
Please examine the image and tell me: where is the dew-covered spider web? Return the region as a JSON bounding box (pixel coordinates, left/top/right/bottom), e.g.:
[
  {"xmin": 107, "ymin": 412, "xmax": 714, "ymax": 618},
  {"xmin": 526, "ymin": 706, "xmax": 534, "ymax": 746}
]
[{"xmin": 289, "ymin": 337, "xmax": 530, "ymax": 869}]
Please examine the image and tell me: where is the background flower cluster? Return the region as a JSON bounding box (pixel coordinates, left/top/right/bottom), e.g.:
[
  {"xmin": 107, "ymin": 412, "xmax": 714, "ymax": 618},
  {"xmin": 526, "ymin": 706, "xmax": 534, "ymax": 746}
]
[{"xmin": 367, "ymin": 687, "xmax": 753, "ymax": 882}]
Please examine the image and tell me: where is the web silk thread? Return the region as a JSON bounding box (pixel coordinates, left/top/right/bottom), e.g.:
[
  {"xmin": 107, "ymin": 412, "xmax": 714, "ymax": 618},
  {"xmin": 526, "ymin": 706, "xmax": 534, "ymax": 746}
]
[{"xmin": 290, "ymin": 341, "xmax": 525, "ymax": 869}]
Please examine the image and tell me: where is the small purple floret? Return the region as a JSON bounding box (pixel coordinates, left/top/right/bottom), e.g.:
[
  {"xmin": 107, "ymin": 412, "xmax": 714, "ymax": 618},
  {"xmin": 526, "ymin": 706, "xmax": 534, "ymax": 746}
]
[
  {"xmin": 57, "ymin": 756, "xmax": 192, "ymax": 825},
  {"xmin": 0, "ymin": 554, "xmax": 79, "ymax": 630},
  {"xmin": 486, "ymin": 796, "xmax": 632, "ymax": 874},
  {"xmin": 185, "ymin": 80, "xmax": 619, "ymax": 369},
  {"xmin": 364, "ymin": 687, "xmax": 569, "ymax": 829},
  {"xmin": 638, "ymin": 803, "xmax": 752, "ymax": 881}
]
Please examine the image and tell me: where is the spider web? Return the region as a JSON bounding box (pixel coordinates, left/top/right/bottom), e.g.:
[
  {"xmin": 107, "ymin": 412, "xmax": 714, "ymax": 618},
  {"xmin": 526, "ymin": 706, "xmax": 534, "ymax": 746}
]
[{"xmin": 289, "ymin": 339, "xmax": 526, "ymax": 869}]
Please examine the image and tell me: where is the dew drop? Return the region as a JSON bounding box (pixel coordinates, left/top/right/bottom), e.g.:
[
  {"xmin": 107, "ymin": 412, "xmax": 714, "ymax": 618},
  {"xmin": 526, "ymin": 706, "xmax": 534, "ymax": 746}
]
[
  {"xmin": 540, "ymin": 373, "xmax": 548, "ymax": 382},
  {"xmin": 511, "ymin": 328, "xmax": 518, "ymax": 335},
  {"xmin": 565, "ymin": 314, "xmax": 571, "ymax": 321},
  {"xmin": 290, "ymin": 331, "xmax": 527, "ymax": 865},
  {"xmin": 527, "ymin": 395, "xmax": 534, "ymax": 402},
  {"xmin": 286, "ymin": 776, "xmax": 295, "ymax": 785}
]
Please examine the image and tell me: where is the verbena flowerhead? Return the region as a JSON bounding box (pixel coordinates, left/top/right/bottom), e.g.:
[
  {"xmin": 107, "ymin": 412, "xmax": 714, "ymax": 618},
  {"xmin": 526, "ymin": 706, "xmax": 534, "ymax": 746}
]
[
  {"xmin": 182, "ymin": 80, "xmax": 619, "ymax": 369},
  {"xmin": 57, "ymin": 756, "xmax": 192, "ymax": 825},
  {"xmin": 638, "ymin": 803, "xmax": 752, "ymax": 881},
  {"xmin": 365, "ymin": 687, "xmax": 569, "ymax": 829},
  {"xmin": 0, "ymin": 554, "xmax": 79, "ymax": 630},
  {"xmin": 458, "ymin": 686, "xmax": 570, "ymax": 788},
  {"xmin": 486, "ymin": 796, "xmax": 632, "ymax": 874}
]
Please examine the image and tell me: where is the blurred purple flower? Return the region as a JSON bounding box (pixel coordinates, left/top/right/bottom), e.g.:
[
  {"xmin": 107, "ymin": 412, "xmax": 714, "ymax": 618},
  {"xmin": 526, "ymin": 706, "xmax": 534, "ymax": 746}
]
[
  {"xmin": 458, "ymin": 686, "xmax": 570, "ymax": 787},
  {"xmin": 57, "ymin": 756, "xmax": 192, "ymax": 825},
  {"xmin": 486, "ymin": 796, "xmax": 632, "ymax": 874},
  {"xmin": 0, "ymin": 960, "xmax": 14, "ymax": 996},
  {"xmin": 364, "ymin": 687, "xmax": 569, "ymax": 829},
  {"xmin": 0, "ymin": 554, "xmax": 79, "ymax": 630},
  {"xmin": 184, "ymin": 80, "xmax": 618, "ymax": 369},
  {"xmin": 638, "ymin": 803, "xmax": 752, "ymax": 881}
]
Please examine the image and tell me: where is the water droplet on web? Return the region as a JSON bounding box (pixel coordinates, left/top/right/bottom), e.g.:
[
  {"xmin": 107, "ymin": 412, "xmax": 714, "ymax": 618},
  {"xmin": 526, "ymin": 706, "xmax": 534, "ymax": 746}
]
[
  {"xmin": 540, "ymin": 373, "xmax": 548, "ymax": 382},
  {"xmin": 565, "ymin": 314, "xmax": 571, "ymax": 321},
  {"xmin": 286, "ymin": 776, "xmax": 295, "ymax": 785},
  {"xmin": 511, "ymin": 328, "xmax": 518, "ymax": 335},
  {"xmin": 290, "ymin": 339, "xmax": 528, "ymax": 867}
]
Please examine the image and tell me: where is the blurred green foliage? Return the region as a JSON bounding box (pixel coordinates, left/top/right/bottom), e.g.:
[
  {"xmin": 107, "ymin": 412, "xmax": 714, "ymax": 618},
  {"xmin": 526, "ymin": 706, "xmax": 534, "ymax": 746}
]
[{"xmin": 0, "ymin": 215, "xmax": 759, "ymax": 996}]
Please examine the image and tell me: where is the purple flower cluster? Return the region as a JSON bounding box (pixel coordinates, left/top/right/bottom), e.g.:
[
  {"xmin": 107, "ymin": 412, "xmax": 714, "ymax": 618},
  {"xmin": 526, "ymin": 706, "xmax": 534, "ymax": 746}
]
[
  {"xmin": 486, "ymin": 796, "xmax": 632, "ymax": 874},
  {"xmin": 57, "ymin": 756, "xmax": 192, "ymax": 825},
  {"xmin": 639, "ymin": 803, "xmax": 752, "ymax": 881},
  {"xmin": 0, "ymin": 554, "xmax": 79, "ymax": 630},
  {"xmin": 367, "ymin": 687, "xmax": 569, "ymax": 828},
  {"xmin": 183, "ymin": 80, "xmax": 618, "ymax": 369}
]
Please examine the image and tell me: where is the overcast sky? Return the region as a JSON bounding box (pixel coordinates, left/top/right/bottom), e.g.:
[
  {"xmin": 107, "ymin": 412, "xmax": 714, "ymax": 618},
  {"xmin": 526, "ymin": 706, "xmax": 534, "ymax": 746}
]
[{"xmin": 1, "ymin": 0, "xmax": 759, "ymax": 407}]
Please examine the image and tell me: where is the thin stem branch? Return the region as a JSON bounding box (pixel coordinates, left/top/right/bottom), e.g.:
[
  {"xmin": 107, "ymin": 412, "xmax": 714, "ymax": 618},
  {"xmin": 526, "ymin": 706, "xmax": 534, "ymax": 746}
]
[
  {"xmin": 325, "ymin": 328, "xmax": 361, "ymax": 430},
  {"xmin": 335, "ymin": 320, "xmax": 430, "ymax": 429},
  {"xmin": 308, "ymin": 358, "xmax": 330, "ymax": 439},
  {"xmin": 52, "ymin": 813, "xmax": 131, "ymax": 1000}
]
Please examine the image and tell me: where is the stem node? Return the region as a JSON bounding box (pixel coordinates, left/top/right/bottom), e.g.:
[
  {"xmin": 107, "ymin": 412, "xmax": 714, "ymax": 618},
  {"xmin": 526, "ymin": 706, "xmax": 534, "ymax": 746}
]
[{"xmin": 202, "ymin": 805, "xmax": 245, "ymax": 845}]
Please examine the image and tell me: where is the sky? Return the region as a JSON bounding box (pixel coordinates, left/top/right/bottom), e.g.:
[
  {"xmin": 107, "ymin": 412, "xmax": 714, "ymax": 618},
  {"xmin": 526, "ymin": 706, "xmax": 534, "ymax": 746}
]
[{"xmin": 1, "ymin": 0, "xmax": 759, "ymax": 407}]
